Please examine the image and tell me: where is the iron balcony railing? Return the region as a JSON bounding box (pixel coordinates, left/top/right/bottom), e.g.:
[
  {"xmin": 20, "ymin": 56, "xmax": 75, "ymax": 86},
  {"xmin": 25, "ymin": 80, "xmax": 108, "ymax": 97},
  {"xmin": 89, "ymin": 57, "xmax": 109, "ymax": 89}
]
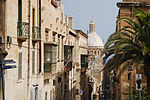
[
  {"xmin": 17, "ymin": 22, "xmax": 29, "ymax": 38},
  {"xmin": 32, "ymin": 26, "xmax": 41, "ymax": 40}
]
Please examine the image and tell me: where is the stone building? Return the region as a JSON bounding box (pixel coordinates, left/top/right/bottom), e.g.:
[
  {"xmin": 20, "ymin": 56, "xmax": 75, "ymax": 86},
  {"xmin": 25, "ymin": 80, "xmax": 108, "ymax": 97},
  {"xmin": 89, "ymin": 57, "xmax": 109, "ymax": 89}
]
[
  {"xmin": 0, "ymin": 0, "xmax": 90, "ymax": 100},
  {"xmin": 87, "ymin": 17, "xmax": 104, "ymax": 100},
  {"xmin": 114, "ymin": 0, "xmax": 149, "ymax": 100},
  {"xmin": 75, "ymin": 30, "xmax": 89, "ymax": 100},
  {"xmin": 0, "ymin": 0, "xmax": 42, "ymax": 100}
]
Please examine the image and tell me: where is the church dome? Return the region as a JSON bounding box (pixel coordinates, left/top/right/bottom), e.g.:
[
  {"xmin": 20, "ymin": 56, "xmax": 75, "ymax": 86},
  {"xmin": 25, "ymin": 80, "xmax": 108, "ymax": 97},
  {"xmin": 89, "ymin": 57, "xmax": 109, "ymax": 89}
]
[
  {"xmin": 88, "ymin": 17, "xmax": 104, "ymax": 47},
  {"xmin": 88, "ymin": 32, "xmax": 104, "ymax": 47}
]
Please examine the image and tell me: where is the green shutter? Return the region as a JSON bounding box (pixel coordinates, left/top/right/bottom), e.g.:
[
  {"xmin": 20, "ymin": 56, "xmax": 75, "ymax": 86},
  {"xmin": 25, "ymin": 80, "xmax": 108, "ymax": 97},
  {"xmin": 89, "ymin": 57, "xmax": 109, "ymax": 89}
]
[
  {"xmin": 18, "ymin": 52, "xmax": 22, "ymax": 79},
  {"xmin": 50, "ymin": 91, "xmax": 52, "ymax": 100},
  {"xmin": 32, "ymin": 8, "xmax": 35, "ymax": 27},
  {"xmin": 32, "ymin": 51, "xmax": 35, "ymax": 74},
  {"xmin": 18, "ymin": 0, "xmax": 22, "ymax": 35}
]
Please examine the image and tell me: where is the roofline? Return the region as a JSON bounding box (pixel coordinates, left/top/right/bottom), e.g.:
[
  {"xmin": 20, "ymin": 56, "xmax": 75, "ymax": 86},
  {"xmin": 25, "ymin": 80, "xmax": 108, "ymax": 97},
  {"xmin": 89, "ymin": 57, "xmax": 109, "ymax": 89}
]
[
  {"xmin": 75, "ymin": 29, "xmax": 88, "ymax": 38},
  {"xmin": 117, "ymin": 1, "xmax": 150, "ymax": 7}
]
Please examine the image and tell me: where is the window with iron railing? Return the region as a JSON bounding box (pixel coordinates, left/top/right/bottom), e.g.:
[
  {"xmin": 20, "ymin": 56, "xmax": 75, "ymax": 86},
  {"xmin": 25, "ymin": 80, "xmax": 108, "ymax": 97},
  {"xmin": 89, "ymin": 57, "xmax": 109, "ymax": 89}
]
[
  {"xmin": 17, "ymin": 22, "xmax": 29, "ymax": 37},
  {"xmin": 17, "ymin": 0, "xmax": 30, "ymax": 38},
  {"xmin": 44, "ymin": 44, "xmax": 57, "ymax": 73}
]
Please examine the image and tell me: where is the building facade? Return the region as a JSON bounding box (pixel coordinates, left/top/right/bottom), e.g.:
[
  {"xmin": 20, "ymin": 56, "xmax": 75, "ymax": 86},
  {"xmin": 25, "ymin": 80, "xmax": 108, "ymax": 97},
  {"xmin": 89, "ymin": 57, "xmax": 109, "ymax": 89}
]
[
  {"xmin": 0, "ymin": 0, "xmax": 91, "ymax": 100},
  {"xmin": 0, "ymin": 0, "xmax": 41, "ymax": 100},
  {"xmin": 114, "ymin": 0, "xmax": 149, "ymax": 100}
]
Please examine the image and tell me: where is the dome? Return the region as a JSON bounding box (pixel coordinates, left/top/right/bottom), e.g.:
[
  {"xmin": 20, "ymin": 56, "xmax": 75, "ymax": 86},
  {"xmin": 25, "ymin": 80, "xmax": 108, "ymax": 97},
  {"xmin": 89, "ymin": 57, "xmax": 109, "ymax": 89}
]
[
  {"xmin": 88, "ymin": 32, "xmax": 104, "ymax": 47},
  {"xmin": 88, "ymin": 17, "xmax": 104, "ymax": 47}
]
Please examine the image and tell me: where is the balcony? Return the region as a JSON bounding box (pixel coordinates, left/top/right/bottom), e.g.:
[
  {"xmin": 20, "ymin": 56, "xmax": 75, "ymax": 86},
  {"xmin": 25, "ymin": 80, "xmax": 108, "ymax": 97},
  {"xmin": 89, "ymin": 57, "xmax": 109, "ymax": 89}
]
[
  {"xmin": 17, "ymin": 22, "xmax": 29, "ymax": 42},
  {"xmin": 81, "ymin": 55, "xmax": 88, "ymax": 68},
  {"xmin": 32, "ymin": 26, "xmax": 41, "ymax": 42}
]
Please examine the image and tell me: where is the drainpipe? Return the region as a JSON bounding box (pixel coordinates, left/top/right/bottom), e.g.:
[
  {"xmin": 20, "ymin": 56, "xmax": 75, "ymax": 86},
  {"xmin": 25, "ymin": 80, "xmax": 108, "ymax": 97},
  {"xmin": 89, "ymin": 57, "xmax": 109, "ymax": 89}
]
[
  {"xmin": 27, "ymin": 0, "xmax": 31, "ymax": 99},
  {"xmin": 39, "ymin": 0, "xmax": 41, "ymax": 74}
]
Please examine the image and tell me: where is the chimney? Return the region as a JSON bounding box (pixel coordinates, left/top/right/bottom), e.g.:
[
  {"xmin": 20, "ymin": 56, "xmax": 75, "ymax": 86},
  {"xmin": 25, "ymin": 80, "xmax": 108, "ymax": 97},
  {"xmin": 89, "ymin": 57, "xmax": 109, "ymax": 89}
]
[{"xmin": 68, "ymin": 16, "xmax": 73, "ymax": 28}]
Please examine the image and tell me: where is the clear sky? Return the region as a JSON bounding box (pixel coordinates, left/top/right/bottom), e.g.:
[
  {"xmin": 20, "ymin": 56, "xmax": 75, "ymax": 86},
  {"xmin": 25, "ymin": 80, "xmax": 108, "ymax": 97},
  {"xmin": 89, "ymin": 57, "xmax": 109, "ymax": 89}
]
[{"xmin": 63, "ymin": 0, "xmax": 122, "ymax": 43}]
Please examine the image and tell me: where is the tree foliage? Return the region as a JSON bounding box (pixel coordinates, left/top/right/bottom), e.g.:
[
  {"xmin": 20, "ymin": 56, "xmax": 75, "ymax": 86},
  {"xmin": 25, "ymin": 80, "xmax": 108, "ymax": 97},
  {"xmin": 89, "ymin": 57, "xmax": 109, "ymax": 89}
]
[{"xmin": 104, "ymin": 9, "xmax": 150, "ymax": 88}]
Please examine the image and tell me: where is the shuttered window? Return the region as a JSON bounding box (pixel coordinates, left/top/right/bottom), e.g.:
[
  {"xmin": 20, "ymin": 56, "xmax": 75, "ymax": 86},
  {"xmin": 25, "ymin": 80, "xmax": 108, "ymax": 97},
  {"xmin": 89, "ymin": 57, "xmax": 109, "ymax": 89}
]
[
  {"xmin": 32, "ymin": 51, "xmax": 35, "ymax": 74},
  {"xmin": 18, "ymin": 52, "xmax": 22, "ymax": 80},
  {"xmin": 61, "ymin": 37, "xmax": 63, "ymax": 60},
  {"xmin": 18, "ymin": 0, "xmax": 22, "ymax": 35},
  {"xmin": 32, "ymin": 8, "xmax": 35, "ymax": 27},
  {"xmin": 45, "ymin": 92, "xmax": 47, "ymax": 100},
  {"xmin": 50, "ymin": 91, "xmax": 52, "ymax": 100},
  {"xmin": 58, "ymin": 36, "xmax": 60, "ymax": 59}
]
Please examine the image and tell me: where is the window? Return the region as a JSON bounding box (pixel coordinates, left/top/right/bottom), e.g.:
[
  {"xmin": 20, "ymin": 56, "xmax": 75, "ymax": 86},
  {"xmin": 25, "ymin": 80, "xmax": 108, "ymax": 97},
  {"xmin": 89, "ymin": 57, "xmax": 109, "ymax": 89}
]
[
  {"xmin": 61, "ymin": 37, "xmax": 63, "ymax": 60},
  {"xmin": 88, "ymin": 51, "xmax": 89, "ymax": 54},
  {"xmin": 32, "ymin": 8, "xmax": 35, "ymax": 27},
  {"xmin": 45, "ymin": 92, "xmax": 47, "ymax": 100},
  {"xmin": 53, "ymin": 79, "xmax": 56, "ymax": 86},
  {"xmin": 0, "ymin": 1, "xmax": 5, "ymax": 33},
  {"xmin": 91, "ymin": 51, "xmax": 93, "ymax": 54},
  {"xmin": 94, "ymin": 51, "xmax": 96, "ymax": 55},
  {"xmin": 44, "ymin": 44, "xmax": 57, "ymax": 73},
  {"xmin": 18, "ymin": 0, "xmax": 22, "ymax": 35},
  {"xmin": 35, "ymin": 87, "xmax": 38, "ymax": 100},
  {"xmin": 64, "ymin": 46, "xmax": 73, "ymax": 67},
  {"xmin": 18, "ymin": 0, "xmax": 22, "ymax": 22},
  {"xmin": 32, "ymin": 51, "xmax": 35, "ymax": 74},
  {"xmin": 50, "ymin": 91, "xmax": 52, "ymax": 100},
  {"xmin": 98, "ymin": 51, "xmax": 99, "ymax": 55},
  {"xmin": 53, "ymin": 34, "xmax": 55, "ymax": 42},
  {"xmin": 18, "ymin": 52, "xmax": 22, "ymax": 79},
  {"xmin": 81, "ymin": 55, "xmax": 88, "ymax": 68}
]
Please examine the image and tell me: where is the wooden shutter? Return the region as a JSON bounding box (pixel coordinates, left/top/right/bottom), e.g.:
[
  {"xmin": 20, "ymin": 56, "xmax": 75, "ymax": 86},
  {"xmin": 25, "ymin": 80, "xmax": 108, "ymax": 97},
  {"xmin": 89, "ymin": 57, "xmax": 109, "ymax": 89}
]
[
  {"xmin": 38, "ymin": 89, "xmax": 41, "ymax": 100},
  {"xmin": 32, "ymin": 51, "xmax": 35, "ymax": 74},
  {"xmin": 32, "ymin": 8, "xmax": 35, "ymax": 27},
  {"xmin": 18, "ymin": 52, "xmax": 22, "ymax": 79},
  {"xmin": 18, "ymin": 0, "xmax": 22, "ymax": 35},
  {"xmin": 50, "ymin": 90, "xmax": 52, "ymax": 100}
]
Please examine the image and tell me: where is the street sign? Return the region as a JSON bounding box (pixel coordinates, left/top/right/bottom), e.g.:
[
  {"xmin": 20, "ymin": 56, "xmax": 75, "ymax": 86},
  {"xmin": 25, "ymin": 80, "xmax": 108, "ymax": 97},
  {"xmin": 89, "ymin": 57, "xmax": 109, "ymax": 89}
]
[
  {"xmin": 80, "ymin": 90, "xmax": 83, "ymax": 95},
  {"xmin": 1, "ymin": 60, "xmax": 16, "ymax": 100},
  {"xmin": 136, "ymin": 74, "xmax": 142, "ymax": 90},
  {"xmin": 3, "ymin": 60, "xmax": 15, "ymax": 64},
  {"xmin": 3, "ymin": 65, "xmax": 16, "ymax": 69}
]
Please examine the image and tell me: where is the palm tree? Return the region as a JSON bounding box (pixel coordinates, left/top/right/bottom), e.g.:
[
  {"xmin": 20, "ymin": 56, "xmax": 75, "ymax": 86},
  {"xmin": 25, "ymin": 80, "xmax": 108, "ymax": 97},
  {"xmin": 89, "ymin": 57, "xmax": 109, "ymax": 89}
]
[{"xmin": 104, "ymin": 9, "xmax": 150, "ymax": 89}]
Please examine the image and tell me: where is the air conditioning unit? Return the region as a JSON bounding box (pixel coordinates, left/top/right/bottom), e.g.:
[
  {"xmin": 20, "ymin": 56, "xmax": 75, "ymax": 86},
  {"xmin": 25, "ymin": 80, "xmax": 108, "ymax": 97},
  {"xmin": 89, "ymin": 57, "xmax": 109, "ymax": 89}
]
[
  {"xmin": 7, "ymin": 36, "xmax": 12, "ymax": 44},
  {"xmin": 0, "ymin": 37, "xmax": 3, "ymax": 44}
]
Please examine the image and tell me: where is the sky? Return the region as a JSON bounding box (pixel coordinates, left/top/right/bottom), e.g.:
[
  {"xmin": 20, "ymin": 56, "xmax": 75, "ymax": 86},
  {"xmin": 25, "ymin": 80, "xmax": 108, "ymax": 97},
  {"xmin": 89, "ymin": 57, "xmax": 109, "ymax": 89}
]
[{"xmin": 63, "ymin": 0, "xmax": 122, "ymax": 43}]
